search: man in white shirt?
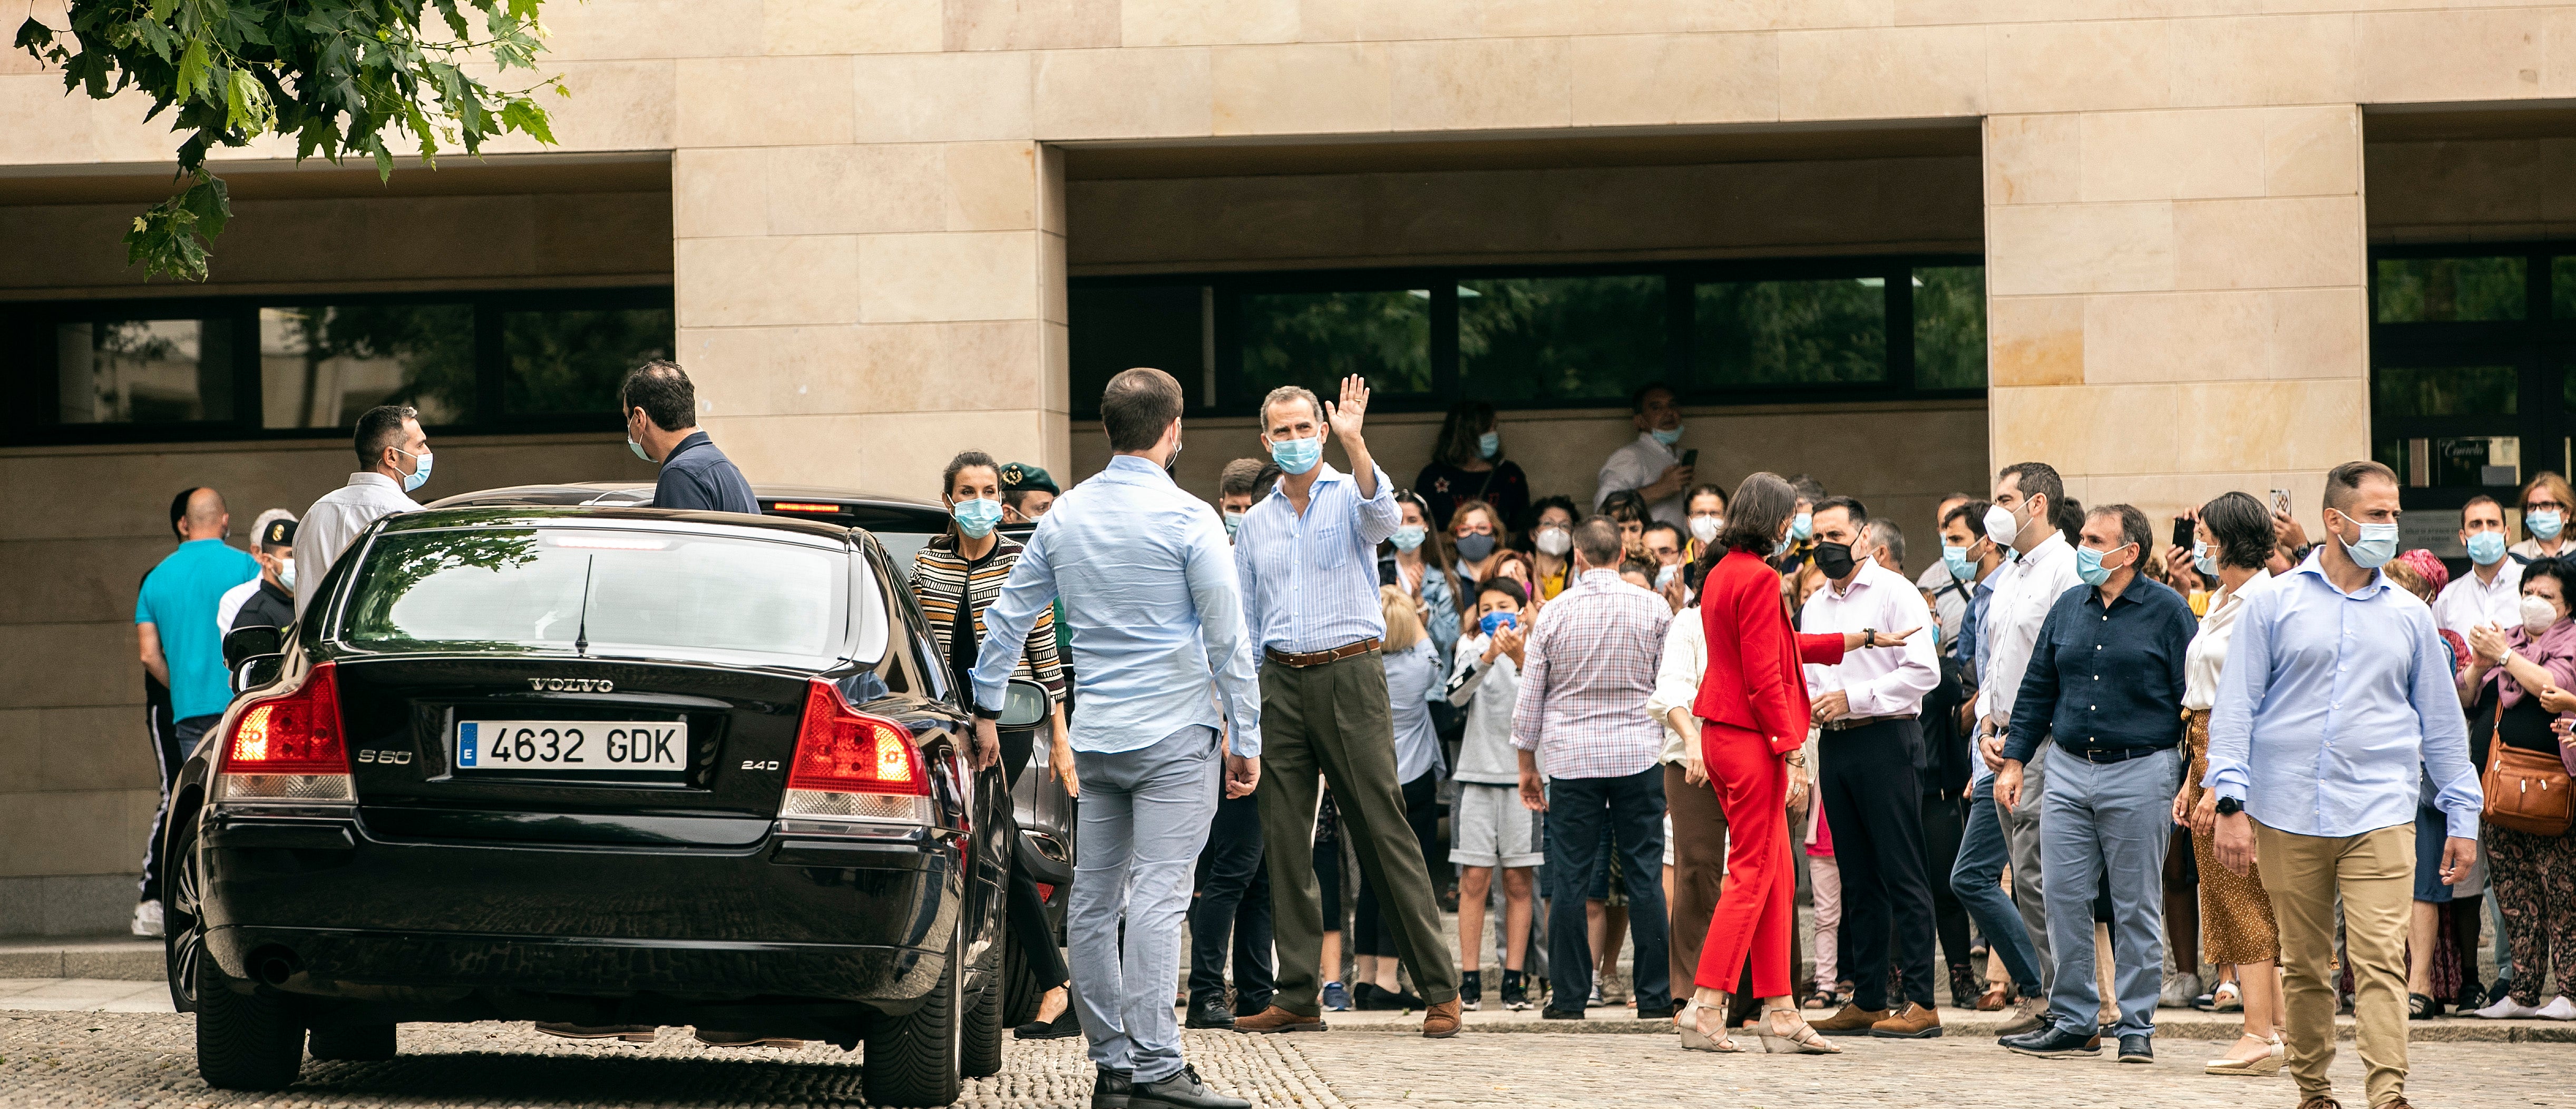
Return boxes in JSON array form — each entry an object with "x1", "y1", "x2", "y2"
[
  {"x1": 294, "y1": 405, "x2": 430, "y2": 616},
  {"x1": 2432, "y1": 494, "x2": 2523, "y2": 642},
  {"x1": 1973, "y1": 461, "x2": 2085, "y2": 1016},
  {"x1": 1593, "y1": 382, "x2": 1693, "y2": 527},
  {"x1": 1799, "y1": 497, "x2": 1945, "y2": 1039}
]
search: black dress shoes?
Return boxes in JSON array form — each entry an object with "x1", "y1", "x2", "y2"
[
  {"x1": 1091, "y1": 1066, "x2": 1132, "y2": 1109},
  {"x1": 1128, "y1": 1064, "x2": 1251, "y2": 1109},
  {"x1": 1017, "y1": 1006, "x2": 1082, "y2": 1040},
  {"x1": 2001, "y1": 1023, "x2": 2103, "y2": 1058},
  {"x1": 2119, "y1": 1034, "x2": 2153, "y2": 1064},
  {"x1": 1184, "y1": 996, "x2": 1236, "y2": 1030}
]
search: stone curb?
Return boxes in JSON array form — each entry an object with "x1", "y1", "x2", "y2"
[
  {"x1": 1321, "y1": 1015, "x2": 2576, "y2": 1043},
  {"x1": 0, "y1": 942, "x2": 160, "y2": 982}
]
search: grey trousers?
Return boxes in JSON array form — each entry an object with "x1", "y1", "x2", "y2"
[
  {"x1": 1999, "y1": 742, "x2": 2053, "y2": 993},
  {"x1": 2040, "y1": 746, "x2": 2179, "y2": 1040},
  {"x1": 1070, "y1": 724, "x2": 1221, "y2": 1084}
]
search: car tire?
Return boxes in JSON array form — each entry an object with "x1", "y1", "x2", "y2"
[
  {"x1": 1001, "y1": 933, "x2": 1045, "y2": 1028},
  {"x1": 163, "y1": 813, "x2": 204, "y2": 1015},
  {"x1": 963, "y1": 930, "x2": 1005, "y2": 1079},
  {"x1": 307, "y1": 1022, "x2": 397, "y2": 1061},
  {"x1": 196, "y1": 955, "x2": 304, "y2": 1091},
  {"x1": 864, "y1": 922, "x2": 963, "y2": 1107}
]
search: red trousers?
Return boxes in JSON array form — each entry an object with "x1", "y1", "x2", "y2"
[{"x1": 1694, "y1": 721, "x2": 1794, "y2": 997}]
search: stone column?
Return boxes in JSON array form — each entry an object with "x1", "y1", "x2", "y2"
[
  {"x1": 1982, "y1": 106, "x2": 2370, "y2": 536},
  {"x1": 672, "y1": 53, "x2": 1069, "y2": 498}
]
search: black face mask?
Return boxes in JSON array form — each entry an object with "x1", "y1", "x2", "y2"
[
  {"x1": 1456, "y1": 533, "x2": 1497, "y2": 563},
  {"x1": 1813, "y1": 541, "x2": 1857, "y2": 581}
]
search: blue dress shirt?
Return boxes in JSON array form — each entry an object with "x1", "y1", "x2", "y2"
[
  {"x1": 2002, "y1": 576, "x2": 2196, "y2": 763},
  {"x1": 1235, "y1": 462, "x2": 1402, "y2": 655},
  {"x1": 2206, "y1": 552, "x2": 2482, "y2": 839},
  {"x1": 970, "y1": 456, "x2": 1262, "y2": 757},
  {"x1": 654, "y1": 431, "x2": 758, "y2": 514}
]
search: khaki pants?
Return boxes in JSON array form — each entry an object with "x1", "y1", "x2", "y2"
[
  {"x1": 2258, "y1": 820, "x2": 2413, "y2": 1108},
  {"x1": 1255, "y1": 651, "x2": 1459, "y2": 1016}
]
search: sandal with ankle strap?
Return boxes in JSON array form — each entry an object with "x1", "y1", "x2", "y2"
[
  {"x1": 1758, "y1": 1006, "x2": 1843, "y2": 1055},
  {"x1": 1678, "y1": 999, "x2": 1744, "y2": 1052}
]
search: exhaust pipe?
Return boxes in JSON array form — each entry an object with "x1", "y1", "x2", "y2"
[{"x1": 252, "y1": 948, "x2": 299, "y2": 986}]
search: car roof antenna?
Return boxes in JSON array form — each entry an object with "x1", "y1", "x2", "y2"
[{"x1": 573, "y1": 555, "x2": 596, "y2": 658}]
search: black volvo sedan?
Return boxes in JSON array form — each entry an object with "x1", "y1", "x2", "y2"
[{"x1": 165, "y1": 506, "x2": 1045, "y2": 1104}]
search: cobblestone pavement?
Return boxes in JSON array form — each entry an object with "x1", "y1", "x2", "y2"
[{"x1": 4, "y1": 1011, "x2": 2572, "y2": 1108}]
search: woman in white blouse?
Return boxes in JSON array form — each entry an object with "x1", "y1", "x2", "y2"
[{"x1": 2170, "y1": 492, "x2": 2285, "y2": 1076}]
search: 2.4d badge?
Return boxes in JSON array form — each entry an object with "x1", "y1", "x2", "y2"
[{"x1": 529, "y1": 678, "x2": 614, "y2": 693}]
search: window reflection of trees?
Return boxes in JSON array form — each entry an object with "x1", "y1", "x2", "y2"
[
  {"x1": 1458, "y1": 276, "x2": 1666, "y2": 404},
  {"x1": 1241, "y1": 291, "x2": 1432, "y2": 398},
  {"x1": 504, "y1": 308, "x2": 674, "y2": 416},
  {"x1": 1694, "y1": 279, "x2": 1886, "y2": 386},
  {"x1": 2376, "y1": 258, "x2": 2526, "y2": 323},
  {"x1": 264, "y1": 304, "x2": 475, "y2": 428}
]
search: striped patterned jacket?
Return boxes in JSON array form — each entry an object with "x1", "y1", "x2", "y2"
[{"x1": 913, "y1": 532, "x2": 1067, "y2": 703}]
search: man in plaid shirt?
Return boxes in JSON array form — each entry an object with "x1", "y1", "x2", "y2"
[{"x1": 1513, "y1": 516, "x2": 1675, "y2": 1020}]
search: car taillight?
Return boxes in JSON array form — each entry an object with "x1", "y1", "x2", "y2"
[
  {"x1": 780, "y1": 678, "x2": 932, "y2": 823},
  {"x1": 216, "y1": 662, "x2": 353, "y2": 803}
]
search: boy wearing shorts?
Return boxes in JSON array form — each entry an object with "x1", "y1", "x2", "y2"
[{"x1": 1446, "y1": 580, "x2": 1543, "y2": 1010}]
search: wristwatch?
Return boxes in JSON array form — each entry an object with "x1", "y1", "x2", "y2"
[
  {"x1": 2215, "y1": 796, "x2": 2242, "y2": 817},
  {"x1": 1861, "y1": 627, "x2": 1877, "y2": 647}
]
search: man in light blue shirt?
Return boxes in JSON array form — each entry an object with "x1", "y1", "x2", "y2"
[
  {"x1": 2208, "y1": 460, "x2": 2480, "y2": 1109},
  {"x1": 1232, "y1": 377, "x2": 1463, "y2": 1039},
  {"x1": 971, "y1": 367, "x2": 1258, "y2": 1109}
]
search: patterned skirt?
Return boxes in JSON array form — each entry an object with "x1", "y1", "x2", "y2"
[{"x1": 2181, "y1": 708, "x2": 2282, "y2": 965}]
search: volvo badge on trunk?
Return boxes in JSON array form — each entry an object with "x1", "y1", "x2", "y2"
[{"x1": 529, "y1": 678, "x2": 614, "y2": 692}]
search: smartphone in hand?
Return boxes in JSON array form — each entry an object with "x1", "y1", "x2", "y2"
[
  {"x1": 2171, "y1": 516, "x2": 2195, "y2": 550},
  {"x1": 1681, "y1": 448, "x2": 1699, "y2": 469}
]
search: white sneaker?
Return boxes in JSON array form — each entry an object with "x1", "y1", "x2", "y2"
[
  {"x1": 2159, "y1": 972, "x2": 2202, "y2": 1009},
  {"x1": 2536, "y1": 996, "x2": 2576, "y2": 1021},
  {"x1": 2470, "y1": 996, "x2": 2542, "y2": 1019},
  {"x1": 131, "y1": 900, "x2": 163, "y2": 938}
]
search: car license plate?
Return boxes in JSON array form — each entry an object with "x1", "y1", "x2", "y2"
[{"x1": 456, "y1": 721, "x2": 687, "y2": 772}]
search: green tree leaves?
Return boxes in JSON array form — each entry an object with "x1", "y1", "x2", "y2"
[{"x1": 16, "y1": 0, "x2": 566, "y2": 281}]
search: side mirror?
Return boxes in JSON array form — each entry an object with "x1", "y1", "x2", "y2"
[
  {"x1": 997, "y1": 678, "x2": 1050, "y2": 728},
  {"x1": 232, "y1": 654, "x2": 284, "y2": 694},
  {"x1": 222, "y1": 625, "x2": 283, "y2": 671}
]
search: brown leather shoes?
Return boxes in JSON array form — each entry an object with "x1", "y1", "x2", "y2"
[
  {"x1": 1811, "y1": 1003, "x2": 1889, "y2": 1035},
  {"x1": 1422, "y1": 998, "x2": 1462, "y2": 1038},
  {"x1": 1232, "y1": 1005, "x2": 1326, "y2": 1034},
  {"x1": 2295, "y1": 1098, "x2": 2341, "y2": 1109},
  {"x1": 1870, "y1": 1002, "x2": 1944, "y2": 1039}
]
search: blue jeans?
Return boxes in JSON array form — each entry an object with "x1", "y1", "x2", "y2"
[
  {"x1": 1070, "y1": 725, "x2": 1220, "y2": 1084},
  {"x1": 1544, "y1": 767, "x2": 1670, "y2": 1012},
  {"x1": 1950, "y1": 776, "x2": 2044, "y2": 997},
  {"x1": 2040, "y1": 746, "x2": 2180, "y2": 1040}
]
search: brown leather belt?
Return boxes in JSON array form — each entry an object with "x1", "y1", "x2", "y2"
[
  {"x1": 1264, "y1": 637, "x2": 1382, "y2": 669},
  {"x1": 1819, "y1": 713, "x2": 1911, "y2": 732}
]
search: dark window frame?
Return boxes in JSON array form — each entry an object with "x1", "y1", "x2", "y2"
[
  {"x1": 1070, "y1": 252, "x2": 1985, "y2": 420},
  {"x1": 2, "y1": 285, "x2": 673, "y2": 447},
  {"x1": 2366, "y1": 241, "x2": 2576, "y2": 517}
]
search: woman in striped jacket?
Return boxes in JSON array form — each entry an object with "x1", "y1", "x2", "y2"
[{"x1": 915, "y1": 449, "x2": 1077, "y2": 1037}]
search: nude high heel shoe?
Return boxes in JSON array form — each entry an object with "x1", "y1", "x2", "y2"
[{"x1": 1758, "y1": 1006, "x2": 1843, "y2": 1055}]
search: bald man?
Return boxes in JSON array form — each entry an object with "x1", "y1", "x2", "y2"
[{"x1": 132, "y1": 486, "x2": 258, "y2": 936}]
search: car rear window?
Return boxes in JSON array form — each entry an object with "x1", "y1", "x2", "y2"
[{"x1": 337, "y1": 526, "x2": 874, "y2": 670}]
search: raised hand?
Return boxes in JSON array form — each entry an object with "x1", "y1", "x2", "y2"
[{"x1": 1324, "y1": 374, "x2": 1370, "y2": 446}]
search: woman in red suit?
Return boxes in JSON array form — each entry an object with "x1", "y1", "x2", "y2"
[{"x1": 1682, "y1": 472, "x2": 1908, "y2": 1054}]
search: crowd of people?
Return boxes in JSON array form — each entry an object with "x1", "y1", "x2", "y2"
[{"x1": 126, "y1": 357, "x2": 2576, "y2": 1109}]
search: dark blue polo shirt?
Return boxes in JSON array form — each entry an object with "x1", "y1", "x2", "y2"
[
  {"x1": 654, "y1": 431, "x2": 758, "y2": 514},
  {"x1": 2002, "y1": 574, "x2": 2196, "y2": 762}
]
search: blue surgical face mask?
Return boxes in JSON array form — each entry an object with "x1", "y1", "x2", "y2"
[
  {"x1": 1790, "y1": 512, "x2": 1813, "y2": 541},
  {"x1": 2192, "y1": 540, "x2": 2219, "y2": 578},
  {"x1": 394, "y1": 447, "x2": 432, "y2": 493},
  {"x1": 1769, "y1": 529, "x2": 1792, "y2": 558},
  {"x1": 1651, "y1": 425, "x2": 1683, "y2": 447},
  {"x1": 1941, "y1": 543, "x2": 1974, "y2": 580},
  {"x1": 629, "y1": 437, "x2": 651, "y2": 463},
  {"x1": 1478, "y1": 611, "x2": 1518, "y2": 636},
  {"x1": 1223, "y1": 510, "x2": 1244, "y2": 537},
  {"x1": 1270, "y1": 434, "x2": 1323, "y2": 475},
  {"x1": 2468, "y1": 529, "x2": 2507, "y2": 566},
  {"x1": 2075, "y1": 542, "x2": 2133, "y2": 587},
  {"x1": 2330, "y1": 509, "x2": 2400, "y2": 570},
  {"x1": 275, "y1": 557, "x2": 297, "y2": 592},
  {"x1": 1477, "y1": 430, "x2": 1500, "y2": 459},
  {"x1": 1391, "y1": 525, "x2": 1427, "y2": 552},
  {"x1": 951, "y1": 496, "x2": 1003, "y2": 538},
  {"x1": 2530, "y1": 509, "x2": 2564, "y2": 541}
]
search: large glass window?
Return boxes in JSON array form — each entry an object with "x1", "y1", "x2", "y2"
[
  {"x1": 1069, "y1": 284, "x2": 1205, "y2": 410},
  {"x1": 503, "y1": 307, "x2": 677, "y2": 417},
  {"x1": 2374, "y1": 364, "x2": 2518, "y2": 417},
  {"x1": 54, "y1": 317, "x2": 235, "y2": 425},
  {"x1": 1457, "y1": 276, "x2": 1665, "y2": 404},
  {"x1": 260, "y1": 304, "x2": 475, "y2": 428},
  {"x1": 2375, "y1": 257, "x2": 2525, "y2": 322},
  {"x1": 1693, "y1": 278, "x2": 1886, "y2": 386},
  {"x1": 1913, "y1": 267, "x2": 1987, "y2": 389},
  {"x1": 1240, "y1": 289, "x2": 1433, "y2": 400}
]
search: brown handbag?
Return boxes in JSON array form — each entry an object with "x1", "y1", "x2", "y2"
[{"x1": 2482, "y1": 695, "x2": 2575, "y2": 838}]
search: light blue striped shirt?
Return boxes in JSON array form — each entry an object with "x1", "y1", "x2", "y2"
[
  {"x1": 2205, "y1": 552, "x2": 2481, "y2": 839},
  {"x1": 1235, "y1": 462, "x2": 1402, "y2": 655},
  {"x1": 970, "y1": 456, "x2": 1262, "y2": 757}
]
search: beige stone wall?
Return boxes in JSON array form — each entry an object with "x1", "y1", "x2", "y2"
[
  {"x1": 1074, "y1": 401, "x2": 1990, "y2": 578},
  {"x1": 0, "y1": 435, "x2": 654, "y2": 935}
]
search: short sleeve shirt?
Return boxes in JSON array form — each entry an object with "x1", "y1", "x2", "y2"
[{"x1": 136, "y1": 539, "x2": 260, "y2": 720}]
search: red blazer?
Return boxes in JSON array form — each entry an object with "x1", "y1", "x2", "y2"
[{"x1": 1693, "y1": 549, "x2": 1848, "y2": 755}]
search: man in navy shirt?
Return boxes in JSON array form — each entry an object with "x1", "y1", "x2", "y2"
[
  {"x1": 621, "y1": 360, "x2": 756, "y2": 513},
  {"x1": 1994, "y1": 504, "x2": 2197, "y2": 1064}
]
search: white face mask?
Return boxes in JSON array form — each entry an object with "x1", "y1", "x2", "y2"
[
  {"x1": 1535, "y1": 526, "x2": 1572, "y2": 556},
  {"x1": 1984, "y1": 503, "x2": 2021, "y2": 548},
  {"x1": 1689, "y1": 516, "x2": 1723, "y2": 544},
  {"x1": 2522, "y1": 593, "x2": 2562, "y2": 636}
]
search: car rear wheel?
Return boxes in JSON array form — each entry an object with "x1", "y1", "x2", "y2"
[
  {"x1": 864, "y1": 921, "x2": 963, "y2": 1107},
  {"x1": 1001, "y1": 934, "x2": 1044, "y2": 1028},
  {"x1": 307, "y1": 1022, "x2": 397, "y2": 1061},
  {"x1": 196, "y1": 954, "x2": 305, "y2": 1090},
  {"x1": 163, "y1": 815, "x2": 204, "y2": 1014},
  {"x1": 962, "y1": 935, "x2": 1004, "y2": 1079}
]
